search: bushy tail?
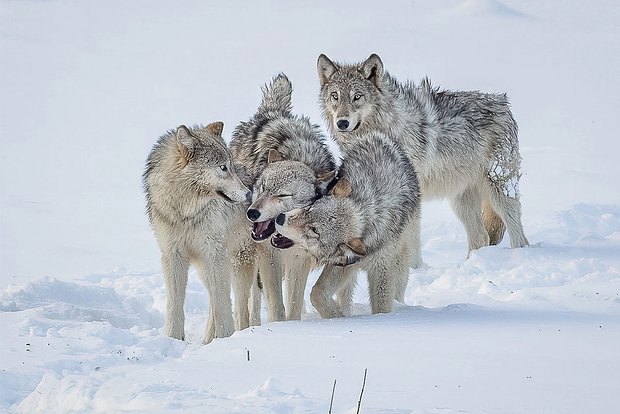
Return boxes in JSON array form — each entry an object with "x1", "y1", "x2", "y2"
[
  {"x1": 483, "y1": 201, "x2": 506, "y2": 245},
  {"x1": 259, "y1": 73, "x2": 293, "y2": 115}
]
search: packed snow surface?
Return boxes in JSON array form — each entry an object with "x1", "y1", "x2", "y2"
[{"x1": 1, "y1": 0, "x2": 619, "y2": 413}]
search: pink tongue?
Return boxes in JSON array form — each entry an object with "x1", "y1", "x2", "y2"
[{"x1": 254, "y1": 221, "x2": 268, "y2": 235}]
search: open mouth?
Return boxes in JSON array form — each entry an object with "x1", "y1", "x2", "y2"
[
  {"x1": 271, "y1": 233, "x2": 295, "y2": 249},
  {"x1": 216, "y1": 190, "x2": 234, "y2": 203},
  {"x1": 251, "y1": 220, "x2": 276, "y2": 241}
]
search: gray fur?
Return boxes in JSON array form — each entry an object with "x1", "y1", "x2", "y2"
[
  {"x1": 275, "y1": 132, "x2": 421, "y2": 317},
  {"x1": 317, "y1": 53, "x2": 529, "y2": 254},
  {"x1": 143, "y1": 123, "x2": 257, "y2": 344},
  {"x1": 230, "y1": 74, "x2": 337, "y2": 320}
]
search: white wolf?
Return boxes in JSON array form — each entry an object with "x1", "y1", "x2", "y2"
[
  {"x1": 273, "y1": 132, "x2": 421, "y2": 317},
  {"x1": 317, "y1": 53, "x2": 529, "y2": 256},
  {"x1": 143, "y1": 122, "x2": 257, "y2": 344}
]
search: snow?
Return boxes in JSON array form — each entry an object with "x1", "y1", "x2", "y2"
[{"x1": 1, "y1": 0, "x2": 620, "y2": 412}]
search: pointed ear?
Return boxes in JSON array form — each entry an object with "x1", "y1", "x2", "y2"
[
  {"x1": 259, "y1": 73, "x2": 292, "y2": 114},
  {"x1": 267, "y1": 149, "x2": 285, "y2": 164},
  {"x1": 358, "y1": 53, "x2": 384, "y2": 86},
  {"x1": 315, "y1": 170, "x2": 336, "y2": 194},
  {"x1": 317, "y1": 54, "x2": 338, "y2": 87},
  {"x1": 330, "y1": 177, "x2": 352, "y2": 198},
  {"x1": 347, "y1": 238, "x2": 367, "y2": 256},
  {"x1": 206, "y1": 121, "x2": 224, "y2": 136},
  {"x1": 176, "y1": 125, "x2": 196, "y2": 160},
  {"x1": 335, "y1": 238, "x2": 367, "y2": 266}
]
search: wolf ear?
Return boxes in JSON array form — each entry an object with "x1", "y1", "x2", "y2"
[
  {"x1": 330, "y1": 177, "x2": 352, "y2": 198},
  {"x1": 317, "y1": 54, "x2": 338, "y2": 87},
  {"x1": 176, "y1": 125, "x2": 196, "y2": 160},
  {"x1": 267, "y1": 149, "x2": 286, "y2": 164},
  {"x1": 336, "y1": 238, "x2": 367, "y2": 266},
  {"x1": 259, "y1": 73, "x2": 292, "y2": 114},
  {"x1": 358, "y1": 53, "x2": 384, "y2": 86},
  {"x1": 206, "y1": 121, "x2": 224, "y2": 137},
  {"x1": 315, "y1": 170, "x2": 336, "y2": 194}
]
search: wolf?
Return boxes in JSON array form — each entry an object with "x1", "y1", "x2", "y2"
[
  {"x1": 317, "y1": 53, "x2": 529, "y2": 255},
  {"x1": 273, "y1": 132, "x2": 421, "y2": 318},
  {"x1": 230, "y1": 74, "x2": 337, "y2": 321},
  {"x1": 143, "y1": 122, "x2": 257, "y2": 344}
]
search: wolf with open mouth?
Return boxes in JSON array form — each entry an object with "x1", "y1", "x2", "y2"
[{"x1": 230, "y1": 74, "x2": 336, "y2": 321}]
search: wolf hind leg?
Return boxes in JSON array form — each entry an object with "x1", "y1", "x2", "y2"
[
  {"x1": 482, "y1": 200, "x2": 506, "y2": 245},
  {"x1": 162, "y1": 252, "x2": 190, "y2": 341},
  {"x1": 450, "y1": 184, "x2": 489, "y2": 255},
  {"x1": 485, "y1": 181, "x2": 529, "y2": 248}
]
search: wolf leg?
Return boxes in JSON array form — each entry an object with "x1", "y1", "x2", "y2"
[
  {"x1": 367, "y1": 255, "x2": 399, "y2": 314},
  {"x1": 311, "y1": 265, "x2": 357, "y2": 318},
  {"x1": 486, "y1": 183, "x2": 529, "y2": 248},
  {"x1": 161, "y1": 252, "x2": 190, "y2": 341},
  {"x1": 249, "y1": 273, "x2": 262, "y2": 326},
  {"x1": 196, "y1": 258, "x2": 235, "y2": 344},
  {"x1": 256, "y1": 246, "x2": 286, "y2": 322},
  {"x1": 482, "y1": 200, "x2": 507, "y2": 245},
  {"x1": 285, "y1": 256, "x2": 313, "y2": 320},
  {"x1": 334, "y1": 268, "x2": 357, "y2": 316},
  {"x1": 450, "y1": 185, "x2": 489, "y2": 255},
  {"x1": 231, "y1": 258, "x2": 255, "y2": 331}
]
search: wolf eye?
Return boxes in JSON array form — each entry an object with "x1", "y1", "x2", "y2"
[
  {"x1": 353, "y1": 93, "x2": 363, "y2": 101},
  {"x1": 219, "y1": 165, "x2": 228, "y2": 172},
  {"x1": 277, "y1": 194, "x2": 292, "y2": 198},
  {"x1": 330, "y1": 92, "x2": 338, "y2": 101}
]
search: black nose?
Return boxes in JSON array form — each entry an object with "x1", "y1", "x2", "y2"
[
  {"x1": 247, "y1": 209, "x2": 261, "y2": 221},
  {"x1": 276, "y1": 213, "x2": 286, "y2": 226},
  {"x1": 245, "y1": 191, "x2": 252, "y2": 203},
  {"x1": 336, "y1": 120, "x2": 349, "y2": 130}
]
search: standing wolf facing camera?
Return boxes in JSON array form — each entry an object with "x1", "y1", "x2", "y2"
[
  {"x1": 317, "y1": 53, "x2": 529, "y2": 255},
  {"x1": 230, "y1": 74, "x2": 337, "y2": 321},
  {"x1": 143, "y1": 122, "x2": 257, "y2": 344},
  {"x1": 273, "y1": 132, "x2": 421, "y2": 318}
]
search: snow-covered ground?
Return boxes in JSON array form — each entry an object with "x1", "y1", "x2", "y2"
[{"x1": 1, "y1": 0, "x2": 619, "y2": 412}]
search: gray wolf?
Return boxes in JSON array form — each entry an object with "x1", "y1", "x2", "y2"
[
  {"x1": 143, "y1": 122, "x2": 256, "y2": 344},
  {"x1": 317, "y1": 53, "x2": 529, "y2": 255},
  {"x1": 230, "y1": 74, "x2": 337, "y2": 320},
  {"x1": 273, "y1": 132, "x2": 421, "y2": 318}
]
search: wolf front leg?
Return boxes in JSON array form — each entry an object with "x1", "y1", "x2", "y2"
[
  {"x1": 256, "y1": 245, "x2": 286, "y2": 322},
  {"x1": 285, "y1": 255, "x2": 314, "y2": 320},
  {"x1": 161, "y1": 252, "x2": 190, "y2": 341},
  {"x1": 196, "y1": 257, "x2": 235, "y2": 344},
  {"x1": 366, "y1": 253, "x2": 401, "y2": 314},
  {"x1": 311, "y1": 265, "x2": 358, "y2": 318}
]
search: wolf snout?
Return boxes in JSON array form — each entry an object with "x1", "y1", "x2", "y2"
[
  {"x1": 275, "y1": 213, "x2": 286, "y2": 226},
  {"x1": 247, "y1": 208, "x2": 261, "y2": 222},
  {"x1": 336, "y1": 119, "x2": 350, "y2": 131}
]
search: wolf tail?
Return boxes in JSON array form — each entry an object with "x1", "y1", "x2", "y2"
[{"x1": 482, "y1": 201, "x2": 506, "y2": 245}]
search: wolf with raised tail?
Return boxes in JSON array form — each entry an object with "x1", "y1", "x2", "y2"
[
  {"x1": 273, "y1": 132, "x2": 421, "y2": 318},
  {"x1": 317, "y1": 53, "x2": 528, "y2": 256},
  {"x1": 230, "y1": 74, "x2": 337, "y2": 321},
  {"x1": 143, "y1": 122, "x2": 257, "y2": 344}
]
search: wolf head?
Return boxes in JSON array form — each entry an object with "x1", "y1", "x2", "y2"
[
  {"x1": 272, "y1": 178, "x2": 367, "y2": 267},
  {"x1": 174, "y1": 123, "x2": 250, "y2": 204},
  {"x1": 247, "y1": 149, "x2": 335, "y2": 241},
  {"x1": 317, "y1": 53, "x2": 385, "y2": 134}
]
